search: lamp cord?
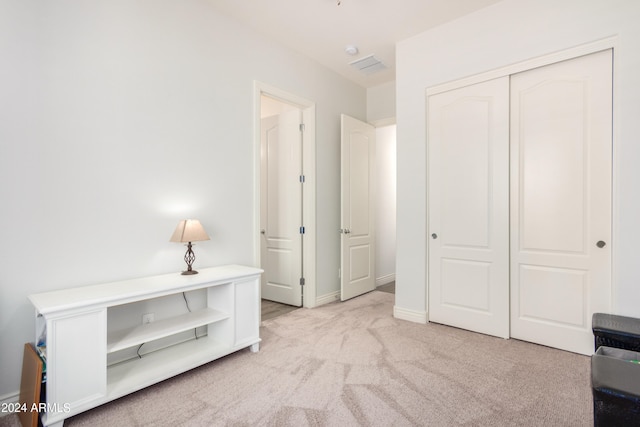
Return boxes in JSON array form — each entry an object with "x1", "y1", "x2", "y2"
[
  {"x1": 134, "y1": 292, "x2": 196, "y2": 359},
  {"x1": 182, "y1": 292, "x2": 192, "y2": 311},
  {"x1": 183, "y1": 292, "x2": 198, "y2": 340}
]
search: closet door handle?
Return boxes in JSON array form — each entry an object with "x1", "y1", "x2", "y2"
[
  {"x1": 596, "y1": 240, "x2": 606, "y2": 248},
  {"x1": 431, "y1": 233, "x2": 438, "y2": 239}
]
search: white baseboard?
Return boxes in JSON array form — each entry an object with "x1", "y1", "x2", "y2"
[
  {"x1": 315, "y1": 277, "x2": 396, "y2": 308},
  {"x1": 393, "y1": 305, "x2": 427, "y2": 324},
  {"x1": 376, "y1": 273, "x2": 395, "y2": 287},
  {"x1": 0, "y1": 390, "x2": 19, "y2": 407},
  {"x1": 314, "y1": 291, "x2": 340, "y2": 307}
]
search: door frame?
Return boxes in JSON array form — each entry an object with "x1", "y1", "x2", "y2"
[
  {"x1": 253, "y1": 81, "x2": 317, "y2": 308},
  {"x1": 425, "y1": 36, "x2": 618, "y2": 329}
]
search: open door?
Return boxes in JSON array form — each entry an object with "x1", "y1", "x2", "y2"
[
  {"x1": 260, "y1": 106, "x2": 303, "y2": 307},
  {"x1": 340, "y1": 114, "x2": 376, "y2": 301}
]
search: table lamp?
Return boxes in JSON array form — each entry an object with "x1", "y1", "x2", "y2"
[{"x1": 170, "y1": 219, "x2": 210, "y2": 275}]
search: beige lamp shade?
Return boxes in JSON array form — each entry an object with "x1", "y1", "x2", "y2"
[{"x1": 170, "y1": 219, "x2": 210, "y2": 243}]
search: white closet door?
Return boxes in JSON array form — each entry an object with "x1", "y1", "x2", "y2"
[
  {"x1": 427, "y1": 77, "x2": 510, "y2": 338},
  {"x1": 510, "y1": 50, "x2": 612, "y2": 355}
]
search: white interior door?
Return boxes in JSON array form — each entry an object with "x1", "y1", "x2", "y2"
[
  {"x1": 260, "y1": 108, "x2": 303, "y2": 306},
  {"x1": 341, "y1": 114, "x2": 376, "y2": 301},
  {"x1": 427, "y1": 77, "x2": 510, "y2": 338},
  {"x1": 510, "y1": 50, "x2": 612, "y2": 355}
]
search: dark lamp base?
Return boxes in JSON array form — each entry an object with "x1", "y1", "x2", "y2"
[{"x1": 181, "y1": 270, "x2": 199, "y2": 275}]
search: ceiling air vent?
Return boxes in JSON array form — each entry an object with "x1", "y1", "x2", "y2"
[{"x1": 349, "y1": 54, "x2": 387, "y2": 75}]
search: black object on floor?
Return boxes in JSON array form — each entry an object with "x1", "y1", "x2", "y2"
[
  {"x1": 591, "y1": 346, "x2": 640, "y2": 426},
  {"x1": 592, "y1": 313, "x2": 640, "y2": 352}
]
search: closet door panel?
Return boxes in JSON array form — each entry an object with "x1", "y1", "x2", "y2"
[
  {"x1": 427, "y1": 77, "x2": 510, "y2": 339},
  {"x1": 510, "y1": 49, "x2": 612, "y2": 355},
  {"x1": 519, "y1": 80, "x2": 586, "y2": 253}
]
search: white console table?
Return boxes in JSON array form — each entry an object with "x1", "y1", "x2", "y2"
[{"x1": 28, "y1": 265, "x2": 262, "y2": 427}]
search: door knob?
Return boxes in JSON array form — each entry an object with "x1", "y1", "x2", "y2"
[
  {"x1": 596, "y1": 240, "x2": 606, "y2": 248},
  {"x1": 431, "y1": 233, "x2": 438, "y2": 239},
  {"x1": 261, "y1": 229, "x2": 266, "y2": 235}
]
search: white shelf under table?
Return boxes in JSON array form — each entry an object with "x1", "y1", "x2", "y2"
[
  {"x1": 107, "y1": 307, "x2": 229, "y2": 353},
  {"x1": 106, "y1": 335, "x2": 236, "y2": 399}
]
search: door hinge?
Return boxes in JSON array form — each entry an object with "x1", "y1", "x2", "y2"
[
  {"x1": 300, "y1": 277, "x2": 305, "y2": 286},
  {"x1": 299, "y1": 175, "x2": 305, "y2": 183},
  {"x1": 299, "y1": 226, "x2": 305, "y2": 234},
  {"x1": 299, "y1": 123, "x2": 305, "y2": 132}
]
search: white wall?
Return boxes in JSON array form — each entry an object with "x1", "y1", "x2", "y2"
[
  {"x1": 0, "y1": 0, "x2": 365, "y2": 399},
  {"x1": 375, "y1": 125, "x2": 397, "y2": 285},
  {"x1": 367, "y1": 81, "x2": 396, "y2": 125},
  {"x1": 395, "y1": 0, "x2": 640, "y2": 318},
  {"x1": 368, "y1": 82, "x2": 397, "y2": 286}
]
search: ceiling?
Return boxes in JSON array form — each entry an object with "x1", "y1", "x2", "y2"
[{"x1": 210, "y1": 0, "x2": 503, "y2": 88}]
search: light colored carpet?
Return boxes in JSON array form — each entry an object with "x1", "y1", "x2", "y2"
[
  {"x1": 376, "y1": 281, "x2": 395, "y2": 294},
  {"x1": 1, "y1": 291, "x2": 592, "y2": 426}
]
